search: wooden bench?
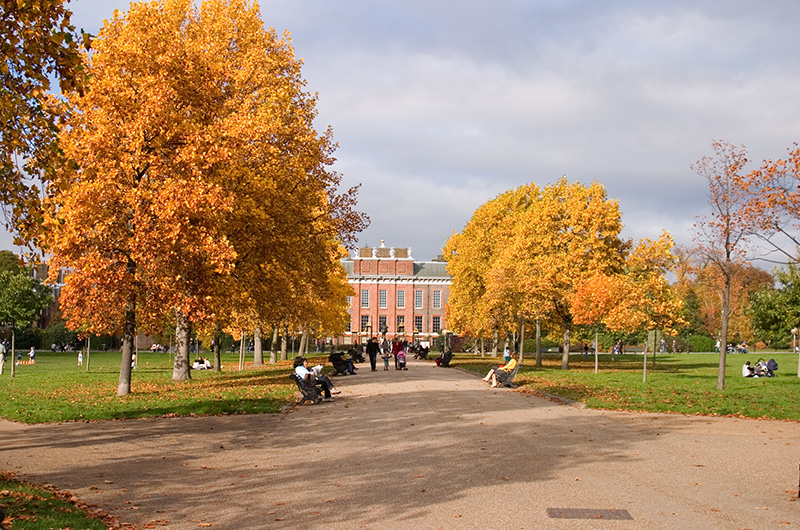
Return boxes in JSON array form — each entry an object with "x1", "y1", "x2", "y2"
[{"x1": 289, "y1": 373, "x2": 322, "y2": 405}]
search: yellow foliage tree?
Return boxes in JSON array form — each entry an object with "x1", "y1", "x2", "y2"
[
  {"x1": 44, "y1": 0, "x2": 366, "y2": 393},
  {"x1": 447, "y1": 178, "x2": 628, "y2": 369}
]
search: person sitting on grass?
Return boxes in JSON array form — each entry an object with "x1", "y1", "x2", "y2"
[
  {"x1": 482, "y1": 354, "x2": 518, "y2": 387},
  {"x1": 742, "y1": 361, "x2": 755, "y2": 377},
  {"x1": 294, "y1": 356, "x2": 340, "y2": 402}
]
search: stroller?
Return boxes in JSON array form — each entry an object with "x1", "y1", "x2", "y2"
[
  {"x1": 765, "y1": 358, "x2": 778, "y2": 377},
  {"x1": 397, "y1": 350, "x2": 407, "y2": 370},
  {"x1": 754, "y1": 358, "x2": 778, "y2": 377}
]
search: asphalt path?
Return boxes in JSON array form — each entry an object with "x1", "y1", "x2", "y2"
[{"x1": 1, "y1": 358, "x2": 799, "y2": 529}]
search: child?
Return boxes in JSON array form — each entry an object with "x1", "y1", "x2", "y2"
[
  {"x1": 397, "y1": 349, "x2": 407, "y2": 370},
  {"x1": 381, "y1": 351, "x2": 390, "y2": 371}
]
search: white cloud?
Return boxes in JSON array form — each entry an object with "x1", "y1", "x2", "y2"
[{"x1": 3, "y1": 0, "x2": 800, "y2": 262}]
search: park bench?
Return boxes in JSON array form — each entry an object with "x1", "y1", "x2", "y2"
[
  {"x1": 436, "y1": 351, "x2": 453, "y2": 367},
  {"x1": 289, "y1": 373, "x2": 322, "y2": 405},
  {"x1": 328, "y1": 354, "x2": 352, "y2": 376},
  {"x1": 495, "y1": 362, "x2": 521, "y2": 388}
]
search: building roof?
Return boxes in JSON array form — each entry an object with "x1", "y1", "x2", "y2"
[{"x1": 414, "y1": 261, "x2": 449, "y2": 278}]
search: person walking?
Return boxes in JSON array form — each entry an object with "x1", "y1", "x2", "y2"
[{"x1": 366, "y1": 336, "x2": 380, "y2": 372}]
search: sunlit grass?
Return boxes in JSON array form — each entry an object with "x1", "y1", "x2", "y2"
[
  {"x1": 0, "y1": 350, "x2": 319, "y2": 424},
  {"x1": 456, "y1": 352, "x2": 800, "y2": 420}
]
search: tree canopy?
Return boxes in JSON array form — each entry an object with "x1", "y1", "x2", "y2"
[
  {"x1": 42, "y1": 0, "x2": 366, "y2": 394},
  {"x1": 446, "y1": 178, "x2": 640, "y2": 369},
  {"x1": 0, "y1": 0, "x2": 89, "y2": 245}
]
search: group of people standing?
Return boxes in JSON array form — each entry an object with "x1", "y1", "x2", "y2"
[{"x1": 364, "y1": 336, "x2": 410, "y2": 371}]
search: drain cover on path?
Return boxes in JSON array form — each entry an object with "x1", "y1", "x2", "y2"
[{"x1": 546, "y1": 508, "x2": 633, "y2": 520}]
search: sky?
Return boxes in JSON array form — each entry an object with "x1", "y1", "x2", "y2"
[{"x1": 4, "y1": 0, "x2": 800, "y2": 261}]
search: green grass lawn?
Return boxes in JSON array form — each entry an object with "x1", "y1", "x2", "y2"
[
  {"x1": 455, "y1": 352, "x2": 800, "y2": 420},
  {"x1": 0, "y1": 349, "x2": 314, "y2": 424}
]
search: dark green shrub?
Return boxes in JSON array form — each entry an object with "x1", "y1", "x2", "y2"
[{"x1": 687, "y1": 334, "x2": 716, "y2": 353}]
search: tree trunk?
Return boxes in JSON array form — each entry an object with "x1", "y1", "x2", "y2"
[
  {"x1": 9, "y1": 328, "x2": 16, "y2": 378},
  {"x1": 253, "y1": 325, "x2": 264, "y2": 366},
  {"x1": 270, "y1": 326, "x2": 278, "y2": 364},
  {"x1": 213, "y1": 322, "x2": 222, "y2": 373},
  {"x1": 280, "y1": 324, "x2": 288, "y2": 360},
  {"x1": 718, "y1": 267, "x2": 731, "y2": 390},
  {"x1": 299, "y1": 328, "x2": 308, "y2": 356},
  {"x1": 118, "y1": 291, "x2": 136, "y2": 395},
  {"x1": 239, "y1": 330, "x2": 245, "y2": 370},
  {"x1": 172, "y1": 310, "x2": 191, "y2": 381},
  {"x1": 535, "y1": 318, "x2": 542, "y2": 367},
  {"x1": 519, "y1": 318, "x2": 525, "y2": 363},
  {"x1": 561, "y1": 318, "x2": 571, "y2": 370},
  {"x1": 492, "y1": 330, "x2": 498, "y2": 357}
]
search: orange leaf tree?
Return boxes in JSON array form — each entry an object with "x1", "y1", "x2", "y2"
[
  {"x1": 44, "y1": 0, "x2": 366, "y2": 393},
  {"x1": 573, "y1": 232, "x2": 686, "y2": 345},
  {"x1": 744, "y1": 143, "x2": 800, "y2": 265},
  {"x1": 0, "y1": 0, "x2": 89, "y2": 248}
]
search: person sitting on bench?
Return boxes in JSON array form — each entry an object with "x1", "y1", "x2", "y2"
[
  {"x1": 329, "y1": 351, "x2": 356, "y2": 375},
  {"x1": 482, "y1": 354, "x2": 517, "y2": 387},
  {"x1": 294, "y1": 356, "x2": 340, "y2": 401}
]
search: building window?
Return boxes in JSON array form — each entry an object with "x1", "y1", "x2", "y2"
[
  {"x1": 361, "y1": 289, "x2": 369, "y2": 308},
  {"x1": 433, "y1": 290, "x2": 441, "y2": 309},
  {"x1": 396, "y1": 315, "x2": 405, "y2": 334},
  {"x1": 414, "y1": 315, "x2": 423, "y2": 334},
  {"x1": 378, "y1": 315, "x2": 387, "y2": 334},
  {"x1": 346, "y1": 320, "x2": 351, "y2": 333},
  {"x1": 361, "y1": 315, "x2": 370, "y2": 333},
  {"x1": 346, "y1": 295, "x2": 352, "y2": 307},
  {"x1": 432, "y1": 316, "x2": 441, "y2": 333},
  {"x1": 397, "y1": 289, "x2": 405, "y2": 309},
  {"x1": 414, "y1": 289, "x2": 423, "y2": 309},
  {"x1": 379, "y1": 289, "x2": 387, "y2": 309}
]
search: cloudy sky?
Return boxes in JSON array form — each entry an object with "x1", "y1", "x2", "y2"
[{"x1": 4, "y1": 0, "x2": 800, "y2": 260}]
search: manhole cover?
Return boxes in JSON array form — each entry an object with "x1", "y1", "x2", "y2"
[{"x1": 547, "y1": 508, "x2": 633, "y2": 520}]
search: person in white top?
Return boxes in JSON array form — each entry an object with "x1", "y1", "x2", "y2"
[
  {"x1": 294, "y1": 357, "x2": 340, "y2": 401},
  {"x1": 742, "y1": 361, "x2": 754, "y2": 377}
]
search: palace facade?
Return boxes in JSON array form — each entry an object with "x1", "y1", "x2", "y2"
[{"x1": 340, "y1": 242, "x2": 451, "y2": 345}]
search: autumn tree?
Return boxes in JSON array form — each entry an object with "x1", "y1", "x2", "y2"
[
  {"x1": 743, "y1": 143, "x2": 800, "y2": 264},
  {"x1": 690, "y1": 261, "x2": 772, "y2": 342},
  {"x1": 44, "y1": 0, "x2": 366, "y2": 394},
  {"x1": 693, "y1": 140, "x2": 754, "y2": 390},
  {"x1": 447, "y1": 178, "x2": 628, "y2": 369},
  {"x1": 496, "y1": 179, "x2": 628, "y2": 369},
  {"x1": 445, "y1": 185, "x2": 541, "y2": 356},
  {"x1": 0, "y1": 0, "x2": 89, "y2": 246},
  {"x1": 572, "y1": 232, "x2": 685, "y2": 376}
]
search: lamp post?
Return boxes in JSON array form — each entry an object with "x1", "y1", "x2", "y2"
[{"x1": 441, "y1": 329, "x2": 450, "y2": 353}]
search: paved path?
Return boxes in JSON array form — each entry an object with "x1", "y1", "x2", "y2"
[{"x1": 2, "y1": 359, "x2": 799, "y2": 529}]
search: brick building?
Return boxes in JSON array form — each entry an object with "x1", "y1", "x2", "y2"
[{"x1": 340, "y1": 241, "x2": 451, "y2": 345}]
